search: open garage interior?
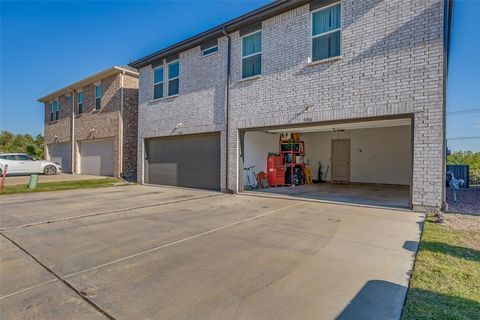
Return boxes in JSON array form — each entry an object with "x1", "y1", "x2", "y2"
[
  {"x1": 242, "y1": 118, "x2": 412, "y2": 209},
  {"x1": 79, "y1": 138, "x2": 115, "y2": 176},
  {"x1": 47, "y1": 142, "x2": 71, "y2": 173},
  {"x1": 145, "y1": 132, "x2": 221, "y2": 190}
]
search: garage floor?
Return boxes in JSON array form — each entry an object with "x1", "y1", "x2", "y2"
[
  {"x1": 252, "y1": 183, "x2": 410, "y2": 209},
  {"x1": 0, "y1": 185, "x2": 423, "y2": 320}
]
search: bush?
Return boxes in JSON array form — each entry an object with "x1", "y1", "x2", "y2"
[{"x1": 0, "y1": 131, "x2": 44, "y2": 158}]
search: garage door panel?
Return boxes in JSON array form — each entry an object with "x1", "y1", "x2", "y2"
[
  {"x1": 80, "y1": 139, "x2": 114, "y2": 176},
  {"x1": 48, "y1": 143, "x2": 71, "y2": 173},
  {"x1": 146, "y1": 133, "x2": 220, "y2": 190}
]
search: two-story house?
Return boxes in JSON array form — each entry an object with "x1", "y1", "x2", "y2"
[
  {"x1": 130, "y1": 0, "x2": 453, "y2": 211},
  {"x1": 38, "y1": 66, "x2": 139, "y2": 180}
]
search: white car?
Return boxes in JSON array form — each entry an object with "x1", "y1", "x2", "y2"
[{"x1": 0, "y1": 153, "x2": 62, "y2": 175}]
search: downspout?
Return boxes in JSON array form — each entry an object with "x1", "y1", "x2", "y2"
[
  {"x1": 222, "y1": 27, "x2": 233, "y2": 193},
  {"x1": 442, "y1": 0, "x2": 454, "y2": 210},
  {"x1": 68, "y1": 89, "x2": 75, "y2": 174},
  {"x1": 119, "y1": 71, "x2": 125, "y2": 178}
]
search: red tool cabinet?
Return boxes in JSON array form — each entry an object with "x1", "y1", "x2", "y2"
[{"x1": 267, "y1": 156, "x2": 285, "y2": 187}]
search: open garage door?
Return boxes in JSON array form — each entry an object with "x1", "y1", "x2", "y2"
[
  {"x1": 48, "y1": 142, "x2": 71, "y2": 173},
  {"x1": 242, "y1": 118, "x2": 412, "y2": 209},
  {"x1": 145, "y1": 133, "x2": 220, "y2": 190},
  {"x1": 79, "y1": 138, "x2": 115, "y2": 176}
]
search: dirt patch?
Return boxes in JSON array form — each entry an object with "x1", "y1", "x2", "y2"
[
  {"x1": 443, "y1": 213, "x2": 480, "y2": 233},
  {"x1": 446, "y1": 187, "x2": 480, "y2": 215}
]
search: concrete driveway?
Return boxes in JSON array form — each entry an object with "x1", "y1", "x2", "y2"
[
  {"x1": 0, "y1": 185, "x2": 424, "y2": 320},
  {"x1": 4, "y1": 173, "x2": 109, "y2": 186}
]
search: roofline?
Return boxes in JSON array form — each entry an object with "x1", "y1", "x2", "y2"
[
  {"x1": 37, "y1": 66, "x2": 139, "y2": 103},
  {"x1": 129, "y1": 0, "x2": 312, "y2": 68}
]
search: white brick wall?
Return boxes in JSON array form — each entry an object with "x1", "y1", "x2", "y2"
[
  {"x1": 138, "y1": 0, "x2": 446, "y2": 209},
  {"x1": 137, "y1": 38, "x2": 228, "y2": 189}
]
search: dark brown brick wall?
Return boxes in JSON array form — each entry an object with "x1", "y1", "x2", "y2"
[
  {"x1": 121, "y1": 74, "x2": 139, "y2": 180},
  {"x1": 43, "y1": 72, "x2": 138, "y2": 180}
]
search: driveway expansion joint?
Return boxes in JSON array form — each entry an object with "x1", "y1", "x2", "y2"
[
  {"x1": 0, "y1": 231, "x2": 116, "y2": 320},
  {"x1": 0, "y1": 193, "x2": 226, "y2": 231}
]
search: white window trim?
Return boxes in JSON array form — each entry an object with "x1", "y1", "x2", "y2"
[
  {"x1": 153, "y1": 64, "x2": 165, "y2": 100},
  {"x1": 240, "y1": 29, "x2": 262, "y2": 79},
  {"x1": 310, "y1": 1, "x2": 342, "y2": 63},
  {"x1": 167, "y1": 59, "x2": 180, "y2": 97},
  {"x1": 202, "y1": 45, "x2": 218, "y2": 57}
]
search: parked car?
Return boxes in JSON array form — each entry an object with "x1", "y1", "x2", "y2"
[{"x1": 0, "y1": 153, "x2": 62, "y2": 175}]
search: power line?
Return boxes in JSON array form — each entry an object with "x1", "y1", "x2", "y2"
[
  {"x1": 447, "y1": 136, "x2": 480, "y2": 141},
  {"x1": 447, "y1": 108, "x2": 480, "y2": 115}
]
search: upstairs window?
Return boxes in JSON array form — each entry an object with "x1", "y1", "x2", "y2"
[
  {"x1": 49, "y1": 102, "x2": 54, "y2": 121},
  {"x1": 241, "y1": 30, "x2": 262, "y2": 78},
  {"x1": 202, "y1": 45, "x2": 218, "y2": 56},
  {"x1": 95, "y1": 83, "x2": 102, "y2": 109},
  {"x1": 167, "y1": 60, "x2": 179, "y2": 96},
  {"x1": 55, "y1": 100, "x2": 59, "y2": 120},
  {"x1": 312, "y1": 3, "x2": 341, "y2": 61},
  {"x1": 153, "y1": 66, "x2": 164, "y2": 99},
  {"x1": 78, "y1": 92, "x2": 83, "y2": 114}
]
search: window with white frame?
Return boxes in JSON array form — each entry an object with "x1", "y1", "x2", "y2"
[
  {"x1": 55, "y1": 100, "x2": 59, "y2": 120},
  {"x1": 241, "y1": 30, "x2": 262, "y2": 78},
  {"x1": 202, "y1": 45, "x2": 218, "y2": 56},
  {"x1": 167, "y1": 60, "x2": 179, "y2": 96},
  {"x1": 49, "y1": 102, "x2": 54, "y2": 121},
  {"x1": 153, "y1": 66, "x2": 164, "y2": 99},
  {"x1": 311, "y1": 2, "x2": 341, "y2": 62},
  {"x1": 95, "y1": 83, "x2": 102, "y2": 109},
  {"x1": 78, "y1": 91, "x2": 83, "y2": 114}
]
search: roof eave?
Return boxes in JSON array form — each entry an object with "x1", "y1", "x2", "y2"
[
  {"x1": 129, "y1": 0, "x2": 312, "y2": 69},
  {"x1": 37, "y1": 66, "x2": 138, "y2": 103}
]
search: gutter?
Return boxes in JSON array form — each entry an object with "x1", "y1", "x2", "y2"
[{"x1": 222, "y1": 27, "x2": 233, "y2": 193}]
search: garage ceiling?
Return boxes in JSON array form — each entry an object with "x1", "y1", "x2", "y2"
[{"x1": 266, "y1": 118, "x2": 411, "y2": 133}]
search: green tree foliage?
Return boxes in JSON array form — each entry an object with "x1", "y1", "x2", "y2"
[
  {"x1": 447, "y1": 151, "x2": 480, "y2": 185},
  {"x1": 0, "y1": 131, "x2": 44, "y2": 158}
]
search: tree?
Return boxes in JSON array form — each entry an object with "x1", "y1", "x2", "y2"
[{"x1": 0, "y1": 131, "x2": 44, "y2": 158}]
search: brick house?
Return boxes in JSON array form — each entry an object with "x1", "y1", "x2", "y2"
[
  {"x1": 130, "y1": 0, "x2": 454, "y2": 211},
  {"x1": 38, "y1": 66, "x2": 139, "y2": 180}
]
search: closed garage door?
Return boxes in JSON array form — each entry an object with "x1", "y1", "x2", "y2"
[
  {"x1": 48, "y1": 142, "x2": 71, "y2": 173},
  {"x1": 79, "y1": 138, "x2": 115, "y2": 176},
  {"x1": 146, "y1": 133, "x2": 220, "y2": 190}
]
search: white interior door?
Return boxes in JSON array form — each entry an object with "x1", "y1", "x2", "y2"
[{"x1": 332, "y1": 139, "x2": 350, "y2": 183}]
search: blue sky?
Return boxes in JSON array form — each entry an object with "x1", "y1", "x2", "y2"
[{"x1": 1, "y1": 0, "x2": 479, "y2": 151}]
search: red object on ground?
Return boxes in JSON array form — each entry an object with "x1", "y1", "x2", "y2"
[
  {"x1": 267, "y1": 156, "x2": 285, "y2": 187},
  {"x1": 0, "y1": 165, "x2": 8, "y2": 192}
]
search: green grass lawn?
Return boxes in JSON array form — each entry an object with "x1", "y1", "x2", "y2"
[
  {"x1": 402, "y1": 215, "x2": 480, "y2": 320},
  {"x1": 0, "y1": 178, "x2": 123, "y2": 195}
]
